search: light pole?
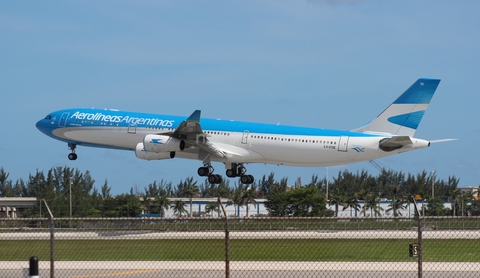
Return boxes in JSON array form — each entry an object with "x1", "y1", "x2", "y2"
[
  {"x1": 69, "y1": 177, "x2": 72, "y2": 218},
  {"x1": 431, "y1": 171, "x2": 436, "y2": 199},
  {"x1": 326, "y1": 167, "x2": 329, "y2": 201}
]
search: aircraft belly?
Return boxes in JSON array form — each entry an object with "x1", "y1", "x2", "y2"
[
  {"x1": 53, "y1": 128, "x2": 141, "y2": 149},
  {"x1": 258, "y1": 136, "x2": 387, "y2": 167},
  {"x1": 212, "y1": 142, "x2": 265, "y2": 163}
]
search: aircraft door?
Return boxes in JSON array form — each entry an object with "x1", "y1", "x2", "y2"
[
  {"x1": 59, "y1": 112, "x2": 69, "y2": 127},
  {"x1": 128, "y1": 122, "x2": 137, "y2": 134},
  {"x1": 338, "y1": 136, "x2": 349, "y2": 152},
  {"x1": 241, "y1": 130, "x2": 249, "y2": 144}
]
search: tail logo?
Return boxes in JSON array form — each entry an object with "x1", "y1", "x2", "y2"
[
  {"x1": 351, "y1": 145, "x2": 365, "y2": 153},
  {"x1": 388, "y1": 110, "x2": 425, "y2": 130}
]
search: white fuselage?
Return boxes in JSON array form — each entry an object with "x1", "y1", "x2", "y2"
[{"x1": 45, "y1": 117, "x2": 428, "y2": 168}]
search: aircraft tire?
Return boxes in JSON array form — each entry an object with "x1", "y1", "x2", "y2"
[
  {"x1": 208, "y1": 174, "x2": 222, "y2": 184},
  {"x1": 226, "y1": 169, "x2": 236, "y2": 177},
  {"x1": 68, "y1": 153, "x2": 77, "y2": 161},
  {"x1": 197, "y1": 167, "x2": 209, "y2": 177}
]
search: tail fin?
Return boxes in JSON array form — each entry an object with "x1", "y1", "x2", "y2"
[{"x1": 352, "y1": 78, "x2": 440, "y2": 137}]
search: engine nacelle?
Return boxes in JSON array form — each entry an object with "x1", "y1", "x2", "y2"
[
  {"x1": 143, "y1": 134, "x2": 185, "y2": 153},
  {"x1": 135, "y1": 143, "x2": 175, "y2": 160}
]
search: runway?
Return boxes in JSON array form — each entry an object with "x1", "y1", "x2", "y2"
[
  {"x1": 2, "y1": 230, "x2": 480, "y2": 240},
  {"x1": 2, "y1": 261, "x2": 479, "y2": 277}
]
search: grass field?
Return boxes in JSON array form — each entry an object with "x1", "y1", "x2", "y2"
[{"x1": 1, "y1": 238, "x2": 478, "y2": 262}]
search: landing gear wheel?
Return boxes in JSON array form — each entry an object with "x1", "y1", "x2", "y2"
[
  {"x1": 240, "y1": 174, "x2": 254, "y2": 184},
  {"x1": 208, "y1": 174, "x2": 223, "y2": 184},
  {"x1": 68, "y1": 153, "x2": 77, "y2": 161},
  {"x1": 226, "y1": 168, "x2": 237, "y2": 178},
  {"x1": 67, "y1": 143, "x2": 77, "y2": 161},
  {"x1": 197, "y1": 167, "x2": 209, "y2": 177}
]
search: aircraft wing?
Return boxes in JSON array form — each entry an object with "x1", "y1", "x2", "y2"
[
  {"x1": 172, "y1": 110, "x2": 228, "y2": 158},
  {"x1": 172, "y1": 110, "x2": 203, "y2": 138}
]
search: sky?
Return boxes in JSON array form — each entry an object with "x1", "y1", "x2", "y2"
[{"x1": 1, "y1": 1, "x2": 479, "y2": 195}]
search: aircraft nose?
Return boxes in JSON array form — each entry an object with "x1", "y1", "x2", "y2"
[
  {"x1": 36, "y1": 117, "x2": 52, "y2": 135},
  {"x1": 36, "y1": 119, "x2": 46, "y2": 133}
]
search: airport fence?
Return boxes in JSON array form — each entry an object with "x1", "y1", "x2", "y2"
[{"x1": 1, "y1": 216, "x2": 479, "y2": 277}]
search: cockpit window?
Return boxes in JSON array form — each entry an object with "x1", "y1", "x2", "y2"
[{"x1": 45, "y1": 115, "x2": 52, "y2": 120}]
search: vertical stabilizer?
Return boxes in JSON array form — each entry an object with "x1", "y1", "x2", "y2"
[{"x1": 352, "y1": 78, "x2": 440, "y2": 137}]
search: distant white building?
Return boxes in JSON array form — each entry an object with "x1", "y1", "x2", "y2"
[
  {"x1": 141, "y1": 197, "x2": 465, "y2": 218},
  {"x1": 0, "y1": 197, "x2": 37, "y2": 218}
]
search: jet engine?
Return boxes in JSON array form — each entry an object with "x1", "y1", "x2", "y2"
[
  {"x1": 143, "y1": 134, "x2": 185, "y2": 153},
  {"x1": 135, "y1": 143, "x2": 175, "y2": 160}
]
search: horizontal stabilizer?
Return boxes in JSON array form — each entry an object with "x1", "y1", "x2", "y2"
[{"x1": 379, "y1": 136, "x2": 412, "y2": 152}]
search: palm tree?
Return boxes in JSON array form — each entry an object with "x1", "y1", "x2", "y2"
[
  {"x1": 209, "y1": 179, "x2": 231, "y2": 218},
  {"x1": 171, "y1": 199, "x2": 187, "y2": 217},
  {"x1": 417, "y1": 189, "x2": 427, "y2": 217},
  {"x1": 386, "y1": 198, "x2": 405, "y2": 217},
  {"x1": 155, "y1": 194, "x2": 170, "y2": 218},
  {"x1": 389, "y1": 185, "x2": 403, "y2": 217},
  {"x1": 205, "y1": 201, "x2": 219, "y2": 217},
  {"x1": 448, "y1": 189, "x2": 461, "y2": 216},
  {"x1": 227, "y1": 188, "x2": 243, "y2": 217},
  {"x1": 366, "y1": 193, "x2": 383, "y2": 218},
  {"x1": 140, "y1": 194, "x2": 153, "y2": 216},
  {"x1": 356, "y1": 189, "x2": 370, "y2": 217},
  {"x1": 240, "y1": 184, "x2": 257, "y2": 217},
  {"x1": 342, "y1": 195, "x2": 360, "y2": 217},
  {"x1": 330, "y1": 188, "x2": 344, "y2": 217},
  {"x1": 181, "y1": 180, "x2": 200, "y2": 217},
  {"x1": 404, "y1": 193, "x2": 414, "y2": 218}
]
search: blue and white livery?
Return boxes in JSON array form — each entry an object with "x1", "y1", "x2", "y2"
[{"x1": 36, "y1": 78, "x2": 445, "y2": 184}]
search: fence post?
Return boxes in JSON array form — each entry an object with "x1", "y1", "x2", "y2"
[
  {"x1": 412, "y1": 198, "x2": 423, "y2": 278},
  {"x1": 42, "y1": 200, "x2": 55, "y2": 278},
  {"x1": 29, "y1": 256, "x2": 39, "y2": 278},
  {"x1": 218, "y1": 197, "x2": 229, "y2": 278}
]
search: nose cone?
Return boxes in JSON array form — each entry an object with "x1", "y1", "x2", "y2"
[
  {"x1": 36, "y1": 116, "x2": 54, "y2": 135},
  {"x1": 36, "y1": 119, "x2": 47, "y2": 134}
]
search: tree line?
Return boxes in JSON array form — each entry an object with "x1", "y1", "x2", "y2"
[{"x1": 0, "y1": 167, "x2": 479, "y2": 218}]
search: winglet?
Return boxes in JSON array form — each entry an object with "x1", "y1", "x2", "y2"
[
  {"x1": 186, "y1": 110, "x2": 201, "y2": 122},
  {"x1": 352, "y1": 78, "x2": 440, "y2": 137}
]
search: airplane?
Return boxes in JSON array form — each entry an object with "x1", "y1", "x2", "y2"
[{"x1": 36, "y1": 78, "x2": 449, "y2": 185}]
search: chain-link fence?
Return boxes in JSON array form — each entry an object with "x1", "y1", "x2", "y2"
[{"x1": 1, "y1": 216, "x2": 479, "y2": 277}]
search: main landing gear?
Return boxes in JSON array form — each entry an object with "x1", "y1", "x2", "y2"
[
  {"x1": 197, "y1": 164, "x2": 223, "y2": 184},
  {"x1": 67, "y1": 143, "x2": 77, "y2": 161},
  {"x1": 198, "y1": 163, "x2": 254, "y2": 185},
  {"x1": 226, "y1": 163, "x2": 254, "y2": 184}
]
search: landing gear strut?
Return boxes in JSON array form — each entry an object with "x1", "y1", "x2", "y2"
[{"x1": 68, "y1": 143, "x2": 77, "y2": 161}]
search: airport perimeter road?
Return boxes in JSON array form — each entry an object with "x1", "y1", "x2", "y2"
[
  {"x1": 2, "y1": 230, "x2": 480, "y2": 240},
  {"x1": 2, "y1": 261, "x2": 479, "y2": 278}
]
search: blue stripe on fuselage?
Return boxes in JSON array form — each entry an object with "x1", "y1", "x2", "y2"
[{"x1": 48, "y1": 108, "x2": 380, "y2": 138}]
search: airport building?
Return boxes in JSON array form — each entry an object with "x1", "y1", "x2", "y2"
[{"x1": 0, "y1": 197, "x2": 37, "y2": 218}]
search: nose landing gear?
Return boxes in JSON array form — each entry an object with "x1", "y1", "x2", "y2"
[{"x1": 68, "y1": 143, "x2": 77, "y2": 160}]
